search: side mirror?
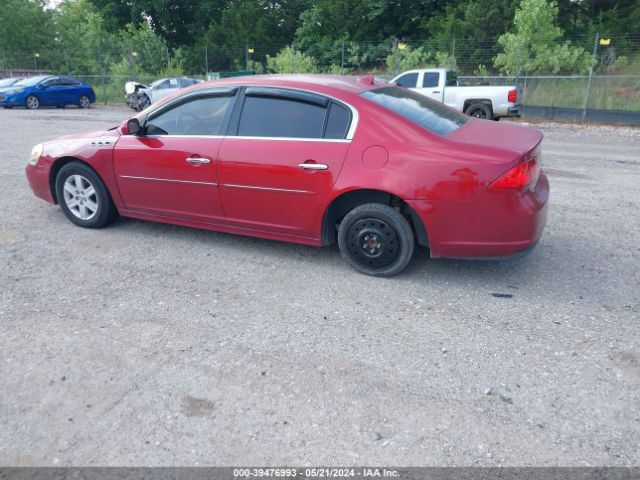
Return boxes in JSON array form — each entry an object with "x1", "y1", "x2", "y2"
[
  {"x1": 127, "y1": 118, "x2": 141, "y2": 135},
  {"x1": 38, "y1": 84, "x2": 48, "y2": 89}
]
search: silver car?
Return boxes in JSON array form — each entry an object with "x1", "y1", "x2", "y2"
[{"x1": 135, "y1": 77, "x2": 202, "y2": 111}]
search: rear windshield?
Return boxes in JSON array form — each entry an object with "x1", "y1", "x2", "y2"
[{"x1": 361, "y1": 86, "x2": 468, "y2": 136}]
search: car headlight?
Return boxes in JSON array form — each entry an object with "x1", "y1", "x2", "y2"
[
  {"x1": 5, "y1": 88, "x2": 24, "y2": 95},
  {"x1": 29, "y1": 144, "x2": 44, "y2": 165}
]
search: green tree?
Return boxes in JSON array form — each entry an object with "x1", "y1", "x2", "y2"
[
  {"x1": 0, "y1": 0, "x2": 55, "y2": 69},
  {"x1": 266, "y1": 46, "x2": 317, "y2": 73},
  {"x1": 494, "y1": 0, "x2": 590, "y2": 74}
]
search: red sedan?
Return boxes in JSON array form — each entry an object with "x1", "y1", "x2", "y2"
[{"x1": 26, "y1": 75, "x2": 549, "y2": 276}]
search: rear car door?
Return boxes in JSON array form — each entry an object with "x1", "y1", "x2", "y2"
[
  {"x1": 414, "y1": 71, "x2": 444, "y2": 102},
  {"x1": 113, "y1": 88, "x2": 237, "y2": 222},
  {"x1": 218, "y1": 87, "x2": 354, "y2": 238},
  {"x1": 57, "y1": 77, "x2": 81, "y2": 104}
]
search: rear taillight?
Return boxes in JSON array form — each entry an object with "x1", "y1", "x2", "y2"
[
  {"x1": 508, "y1": 88, "x2": 517, "y2": 103},
  {"x1": 490, "y1": 157, "x2": 540, "y2": 190}
]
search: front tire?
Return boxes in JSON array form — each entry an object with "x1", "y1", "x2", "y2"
[
  {"x1": 55, "y1": 162, "x2": 117, "y2": 228},
  {"x1": 79, "y1": 95, "x2": 91, "y2": 108},
  {"x1": 466, "y1": 103, "x2": 493, "y2": 120},
  {"x1": 337, "y1": 203, "x2": 414, "y2": 277},
  {"x1": 25, "y1": 95, "x2": 40, "y2": 109}
]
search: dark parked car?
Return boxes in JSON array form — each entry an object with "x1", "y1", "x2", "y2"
[{"x1": 0, "y1": 75, "x2": 96, "y2": 109}]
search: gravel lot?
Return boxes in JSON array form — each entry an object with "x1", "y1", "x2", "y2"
[{"x1": 0, "y1": 106, "x2": 639, "y2": 467}]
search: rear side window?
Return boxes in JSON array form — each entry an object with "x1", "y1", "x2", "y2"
[
  {"x1": 238, "y1": 96, "x2": 326, "y2": 138},
  {"x1": 361, "y1": 86, "x2": 468, "y2": 136},
  {"x1": 422, "y1": 72, "x2": 439, "y2": 88},
  {"x1": 324, "y1": 102, "x2": 351, "y2": 139},
  {"x1": 395, "y1": 72, "x2": 418, "y2": 88}
]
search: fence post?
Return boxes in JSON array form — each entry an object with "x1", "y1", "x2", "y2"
[
  {"x1": 392, "y1": 38, "x2": 399, "y2": 76},
  {"x1": 291, "y1": 44, "x2": 296, "y2": 73},
  {"x1": 582, "y1": 32, "x2": 599, "y2": 121}
]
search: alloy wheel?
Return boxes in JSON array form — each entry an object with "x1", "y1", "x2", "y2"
[{"x1": 63, "y1": 174, "x2": 99, "y2": 220}]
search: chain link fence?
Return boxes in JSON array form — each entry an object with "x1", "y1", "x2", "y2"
[{"x1": 2, "y1": 34, "x2": 639, "y2": 124}]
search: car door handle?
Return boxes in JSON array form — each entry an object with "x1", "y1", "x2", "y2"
[
  {"x1": 186, "y1": 157, "x2": 210, "y2": 165},
  {"x1": 432, "y1": 90, "x2": 441, "y2": 94},
  {"x1": 298, "y1": 163, "x2": 328, "y2": 170}
]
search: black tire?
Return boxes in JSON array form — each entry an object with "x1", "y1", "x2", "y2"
[
  {"x1": 337, "y1": 203, "x2": 414, "y2": 277},
  {"x1": 25, "y1": 95, "x2": 40, "y2": 110},
  {"x1": 78, "y1": 95, "x2": 91, "y2": 108},
  {"x1": 466, "y1": 103, "x2": 493, "y2": 120},
  {"x1": 55, "y1": 162, "x2": 118, "y2": 229}
]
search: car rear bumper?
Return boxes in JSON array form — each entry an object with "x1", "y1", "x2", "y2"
[
  {"x1": 408, "y1": 172, "x2": 549, "y2": 259},
  {"x1": 507, "y1": 104, "x2": 523, "y2": 117},
  {"x1": 26, "y1": 163, "x2": 54, "y2": 203}
]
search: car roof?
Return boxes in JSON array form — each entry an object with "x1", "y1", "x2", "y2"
[{"x1": 197, "y1": 74, "x2": 385, "y2": 95}]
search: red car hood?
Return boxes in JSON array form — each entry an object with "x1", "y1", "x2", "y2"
[{"x1": 447, "y1": 118, "x2": 543, "y2": 156}]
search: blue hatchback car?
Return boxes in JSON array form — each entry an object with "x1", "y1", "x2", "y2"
[{"x1": 0, "y1": 75, "x2": 96, "y2": 109}]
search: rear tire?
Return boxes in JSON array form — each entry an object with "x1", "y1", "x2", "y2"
[
  {"x1": 25, "y1": 95, "x2": 40, "y2": 110},
  {"x1": 55, "y1": 162, "x2": 118, "y2": 229},
  {"x1": 466, "y1": 103, "x2": 492, "y2": 120},
  {"x1": 337, "y1": 203, "x2": 414, "y2": 277}
]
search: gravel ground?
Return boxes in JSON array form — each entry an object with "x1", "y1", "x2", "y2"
[{"x1": 0, "y1": 106, "x2": 639, "y2": 467}]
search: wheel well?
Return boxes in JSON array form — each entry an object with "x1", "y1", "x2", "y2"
[
  {"x1": 463, "y1": 99, "x2": 493, "y2": 113},
  {"x1": 322, "y1": 189, "x2": 429, "y2": 247},
  {"x1": 49, "y1": 157, "x2": 94, "y2": 204}
]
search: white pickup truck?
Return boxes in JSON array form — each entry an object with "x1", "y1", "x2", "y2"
[{"x1": 390, "y1": 68, "x2": 522, "y2": 120}]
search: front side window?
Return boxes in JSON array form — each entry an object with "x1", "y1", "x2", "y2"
[
  {"x1": 361, "y1": 86, "x2": 468, "y2": 136},
  {"x1": 395, "y1": 72, "x2": 418, "y2": 88},
  {"x1": 145, "y1": 95, "x2": 234, "y2": 136},
  {"x1": 238, "y1": 96, "x2": 327, "y2": 138}
]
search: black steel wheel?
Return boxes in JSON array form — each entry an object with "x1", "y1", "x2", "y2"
[
  {"x1": 466, "y1": 103, "x2": 492, "y2": 120},
  {"x1": 338, "y1": 203, "x2": 414, "y2": 277}
]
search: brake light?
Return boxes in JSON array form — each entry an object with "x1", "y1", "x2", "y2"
[
  {"x1": 490, "y1": 158, "x2": 539, "y2": 189},
  {"x1": 508, "y1": 88, "x2": 517, "y2": 103}
]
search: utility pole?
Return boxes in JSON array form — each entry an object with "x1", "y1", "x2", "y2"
[
  {"x1": 341, "y1": 41, "x2": 345, "y2": 75},
  {"x1": 582, "y1": 32, "x2": 599, "y2": 121}
]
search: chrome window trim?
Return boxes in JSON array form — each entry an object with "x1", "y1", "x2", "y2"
[
  {"x1": 119, "y1": 175, "x2": 218, "y2": 186},
  {"x1": 142, "y1": 84, "x2": 360, "y2": 141},
  {"x1": 223, "y1": 136, "x2": 350, "y2": 143},
  {"x1": 141, "y1": 135, "x2": 350, "y2": 143}
]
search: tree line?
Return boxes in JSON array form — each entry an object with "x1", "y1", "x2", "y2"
[{"x1": 1, "y1": 0, "x2": 638, "y2": 78}]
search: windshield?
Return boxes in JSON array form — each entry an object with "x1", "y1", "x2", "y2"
[
  {"x1": 0, "y1": 78, "x2": 19, "y2": 87},
  {"x1": 361, "y1": 86, "x2": 468, "y2": 136},
  {"x1": 14, "y1": 76, "x2": 50, "y2": 87}
]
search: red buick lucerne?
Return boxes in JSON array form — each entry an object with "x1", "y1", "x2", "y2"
[{"x1": 25, "y1": 75, "x2": 549, "y2": 276}]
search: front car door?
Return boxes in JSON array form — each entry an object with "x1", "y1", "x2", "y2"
[
  {"x1": 39, "y1": 77, "x2": 63, "y2": 105},
  {"x1": 113, "y1": 88, "x2": 237, "y2": 223},
  {"x1": 217, "y1": 87, "x2": 355, "y2": 239}
]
